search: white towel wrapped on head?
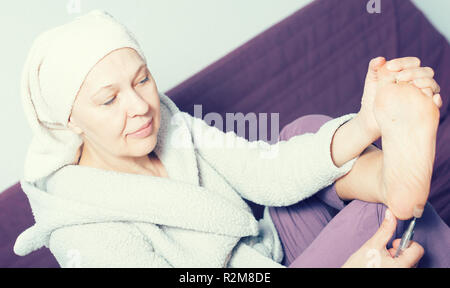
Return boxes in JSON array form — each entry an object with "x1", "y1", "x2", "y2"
[{"x1": 21, "y1": 9, "x2": 148, "y2": 183}]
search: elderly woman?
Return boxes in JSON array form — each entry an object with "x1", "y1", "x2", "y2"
[{"x1": 14, "y1": 10, "x2": 449, "y2": 268}]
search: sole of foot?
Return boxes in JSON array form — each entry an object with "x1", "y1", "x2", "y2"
[{"x1": 374, "y1": 82, "x2": 440, "y2": 220}]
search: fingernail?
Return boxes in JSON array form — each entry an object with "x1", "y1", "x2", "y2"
[
  {"x1": 385, "y1": 209, "x2": 393, "y2": 222},
  {"x1": 413, "y1": 205, "x2": 424, "y2": 218}
]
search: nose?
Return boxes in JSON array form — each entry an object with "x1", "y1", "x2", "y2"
[{"x1": 124, "y1": 88, "x2": 149, "y2": 117}]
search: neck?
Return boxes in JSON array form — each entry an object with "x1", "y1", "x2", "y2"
[{"x1": 78, "y1": 143, "x2": 161, "y2": 177}]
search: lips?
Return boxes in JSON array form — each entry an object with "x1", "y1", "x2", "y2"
[{"x1": 128, "y1": 118, "x2": 152, "y2": 136}]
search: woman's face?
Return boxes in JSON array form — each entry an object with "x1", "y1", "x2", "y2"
[{"x1": 68, "y1": 47, "x2": 161, "y2": 160}]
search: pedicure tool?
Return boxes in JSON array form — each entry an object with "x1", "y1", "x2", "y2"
[{"x1": 394, "y1": 217, "x2": 417, "y2": 258}]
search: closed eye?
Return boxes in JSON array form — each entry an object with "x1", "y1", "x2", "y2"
[
  {"x1": 139, "y1": 76, "x2": 150, "y2": 85},
  {"x1": 102, "y1": 75, "x2": 149, "y2": 106},
  {"x1": 103, "y1": 96, "x2": 116, "y2": 106}
]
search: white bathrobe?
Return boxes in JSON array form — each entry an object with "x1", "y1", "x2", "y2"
[{"x1": 14, "y1": 92, "x2": 359, "y2": 268}]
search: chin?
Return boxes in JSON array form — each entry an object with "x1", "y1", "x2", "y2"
[{"x1": 132, "y1": 135, "x2": 157, "y2": 155}]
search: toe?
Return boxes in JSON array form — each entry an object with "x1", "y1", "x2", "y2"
[{"x1": 433, "y1": 94, "x2": 443, "y2": 109}]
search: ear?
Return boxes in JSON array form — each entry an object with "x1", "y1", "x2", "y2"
[{"x1": 67, "y1": 116, "x2": 83, "y2": 135}]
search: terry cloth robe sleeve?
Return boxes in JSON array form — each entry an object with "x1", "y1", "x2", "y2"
[
  {"x1": 183, "y1": 112, "x2": 360, "y2": 207},
  {"x1": 48, "y1": 222, "x2": 173, "y2": 268}
]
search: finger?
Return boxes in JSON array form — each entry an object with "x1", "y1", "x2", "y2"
[
  {"x1": 388, "y1": 239, "x2": 402, "y2": 257},
  {"x1": 396, "y1": 241, "x2": 425, "y2": 268},
  {"x1": 391, "y1": 239, "x2": 401, "y2": 249},
  {"x1": 396, "y1": 67, "x2": 435, "y2": 82},
  {"x1": 372, "y1": 209, "x2": 397, "y2": 247},
  {"x1": 433, "y1": 94, "x2": 443, "y2": 108},
  {"x1": 413, "y1": 78, "x2": 440, "y2": 93},
  {"x1": 386, "y1": 57, "x2": 421, "y2": 72},
  {"x1": 388, "y1": 247, "x2": 397, "y2": 258}
]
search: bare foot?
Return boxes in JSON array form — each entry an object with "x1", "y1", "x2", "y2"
[{"x1": 374, "y1": 82, "x2": 440, "y2": 220}]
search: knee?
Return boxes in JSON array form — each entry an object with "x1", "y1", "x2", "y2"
[{"x1": 279, "y1": 114, "x2": 333, "y2": 141}]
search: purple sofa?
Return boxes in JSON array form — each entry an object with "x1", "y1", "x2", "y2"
[{"x1": 1, "y1": 0, "x2": 449, "y2": 267}]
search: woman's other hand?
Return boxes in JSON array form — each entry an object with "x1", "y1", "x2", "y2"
[{"x1": 341, "y1": 209, "x2": 424, "y2": 268}]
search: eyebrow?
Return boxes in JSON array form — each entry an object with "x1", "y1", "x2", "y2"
[{"x1": 91, "y1": 63, "x2": 148, "y2": 100}]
